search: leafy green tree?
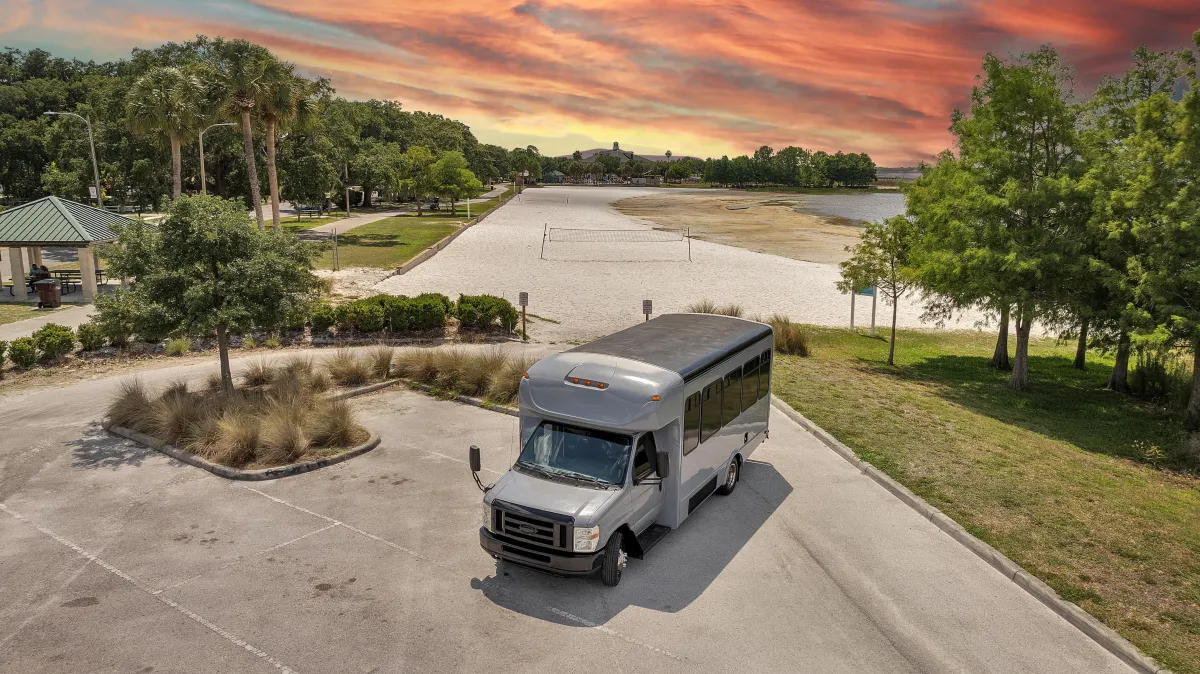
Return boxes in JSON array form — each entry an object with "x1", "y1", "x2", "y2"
[
  {"x1": 126, "y1": 65, "x2": 205, "y2": 199},
  {"x1": 837, "y1": 216, "x2": 917, "y2": 365},
  {"x1": 430, "y1": 151, "x2": 482, "y2": 215},
  {"x1": 908, "y1": 47, "x2": 1088, "y2": 390},
  {"x1": 102, "y1": 195, "x2": 318, "y2": 391},
  {"x1": 1117, "y1": 33, "x2": 1200, "y2": 428},
  {"x1": 39, "y1": 160, "x2": 85, "y2": 198},
  {"x1": 351, "y1": 140, "x2": 405, "y2": 207},
  {"x1": 399, "y1": 146, "x2": 437, "y2": 214}
]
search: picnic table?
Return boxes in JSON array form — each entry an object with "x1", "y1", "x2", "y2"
[{"x1": 6, "y1": 269, "x2": 108, "y2": 296}]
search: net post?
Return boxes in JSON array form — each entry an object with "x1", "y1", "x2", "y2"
[
  {"x1": 688, "y1": 227, "x2": 692, "y2": 261},
  {"x1": 540, "y1": 223, "x2": 547, "y2": 260}
]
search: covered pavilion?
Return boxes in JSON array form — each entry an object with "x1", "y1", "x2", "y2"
[{"x1": 0, "y1": 196, "x2": 133, "y2": 302}]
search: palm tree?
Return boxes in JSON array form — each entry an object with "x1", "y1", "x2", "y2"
[
  {"x1": 208, "y1": 39, "x2": 277, "y2": 229},
  {"x1": 259, "y1": 66, "x2": 317, "y2": 229},
  {"x1": 127, "y1": 66, "x2": 205, "y2": 200},
  {"x1": 665, "y1": 150, "x2": 672, "y2": 162}
]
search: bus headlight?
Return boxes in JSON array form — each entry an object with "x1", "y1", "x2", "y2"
[
  {"x1": 574, "y1": 526, "x2": 600, "y2": 552},
  {"x1": 482, "y1": 503, "x2": 492, "y2": 531}
]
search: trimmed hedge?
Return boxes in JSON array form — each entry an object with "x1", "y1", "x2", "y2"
[
  {"x1": 310, "y1": 303, "x2": 337, "y2": 333},
  {"x1": 9, "y1": 337, "x2": 36, "y2": 369},
  {"x1": 322, "y1": 293, "x2": 453, "y2": 335},
  {"x1": 456, "y1": 294, "x2": 518, "y2": 332},
  {"x1": 33, "y1": 323, "x2": 76, "y2": 361}
]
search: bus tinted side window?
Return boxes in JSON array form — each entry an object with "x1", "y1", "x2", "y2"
[
  {"x1": 741, "y1": 355, "x2": 760, "y2": 412},
  {"x1": 683, "y1": 392, "x2": 701, "y2": 454},
  {"x1": 758, "y1": 349, "x2": 771, "y2": 400},
  {"x1": 700, "y1": 380, "x2": 723, "y2": 443},
  {"x1": 722, "y1": 367, "x2": 742, "y2": 426}
]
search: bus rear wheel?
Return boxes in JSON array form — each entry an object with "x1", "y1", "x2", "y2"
[{"x1": 716, "y1": 457, "x2": 739, "y2": 495}]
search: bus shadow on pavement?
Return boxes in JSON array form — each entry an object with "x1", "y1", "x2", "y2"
[{"x1": 471, "y1": 459, "x2": 792, "y2": 626}]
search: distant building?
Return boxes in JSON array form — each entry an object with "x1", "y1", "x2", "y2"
[
  {"x1": 542, "y1": 169, "x2": 565, "y2": 184},
  {"x1": 558, "y1": 142, "x2": 693, "y2": 164},
  {"x1": 631, "y1": 173, "x2": 663, "y2": 186}
]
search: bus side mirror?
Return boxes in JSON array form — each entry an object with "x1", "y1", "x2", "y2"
[
  {"x1": 469, "y1": 445, "x2": 481, "y2": 473},
  {"x1": 656, "y1": 451, "x2": 670, "y2": 480}
]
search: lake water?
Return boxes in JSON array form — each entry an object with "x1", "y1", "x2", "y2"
[{"x1": 793, "y1": 193, "x2": 906, "y2": 224}]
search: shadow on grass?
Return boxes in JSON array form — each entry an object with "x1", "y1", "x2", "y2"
[{"x1": 870, "y1": 353, "x2": 1187, "y2": 466}]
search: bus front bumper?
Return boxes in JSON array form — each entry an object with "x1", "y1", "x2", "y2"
[{"x1": 479, "y1": 527, "x2": 604, "y2": 576}]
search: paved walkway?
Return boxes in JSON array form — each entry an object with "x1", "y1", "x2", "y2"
[
  {"x1": 306, "y1": 210, "x2": 405, "y2": 236},
  {"x1": 0, "y1": 304, "x2": 94, "y2": 341}
]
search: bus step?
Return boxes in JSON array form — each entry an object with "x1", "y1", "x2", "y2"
[{"x1": 636, "y1": 524, "x2": 672, "y2": 555}]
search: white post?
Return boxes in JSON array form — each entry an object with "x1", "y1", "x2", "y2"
[
  {"x1": 8, "y1": 247, "x2": 27, "y2": 300},
  {"x1": 850, "y1": 292, "x2": 856, "y2": 330},
  {"x1": 467, "y1": 197, "x2": 470, "y2": 218},
  {"x1": 870, "y1": 291, "x2": 877, "y2": 337},
  {"x1": 79, "y1": 245, "x2": 98, "y2": 301}
]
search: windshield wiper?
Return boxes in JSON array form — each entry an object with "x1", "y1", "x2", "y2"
[
  {"x1": 515, "y1": 460, "x2": 558, "y2": 481},
  {"x1": 546, "y1": 469, "x2": 614, "y2": 488}
]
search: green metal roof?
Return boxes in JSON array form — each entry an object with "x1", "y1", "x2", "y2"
[{"x1": 0, "y1": 196, "x2": 134, "y2": 246}]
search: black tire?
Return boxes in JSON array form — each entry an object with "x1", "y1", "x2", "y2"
[
  {"x1": 600, "y1": 531, "x2": 625, "y2": 587},
  {"x1": 716, "y1": 457, "x2": 739, "y2": 495}
]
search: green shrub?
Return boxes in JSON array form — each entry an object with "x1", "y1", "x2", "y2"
[
  {"x1": 0, "y1": 340, "x2": 8, "y2": 374},
  {"x1": 382, "y1": 293, "x2": 450, "y2": 332},
  {"x1": 242, "y1": 335, "x2": 257, "y2": 349},
  {"x1": 32, "y1": 323, "x2": 76, "y2": 361},
  {"x1": 336, "y1": 300, "x2": 386, "y2": 333},
  {"x1": 310, "y1": 302, "x2": 337, "y2": 333},
  {"x1": 165, "y1": 337, "x2": 191, "y2": 356},
  {"x1": 76, "y1": 323, "x2": 106, "y2": 351},
  {"x1": 456, "y1": 294, "x2": 519, "y2": 332},
  {"x1": 264, "y1": 335, "x2": 281, "y2": 349},
  {"x1": 9, "y1": 337, "x2": 37, "y2": 369}
]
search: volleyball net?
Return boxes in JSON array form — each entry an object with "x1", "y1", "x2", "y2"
[{"x1": 540, "y1": 227, "x2": 691, "y2": 261}]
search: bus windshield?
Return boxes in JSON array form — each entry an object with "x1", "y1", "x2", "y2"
[{"x1": 517, "y1": 421, "x2": 631, "y2": 487}]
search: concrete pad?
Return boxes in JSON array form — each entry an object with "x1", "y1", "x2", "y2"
[
  {"x1": 164, "y1": 524, "x2": 691, "y2": 674},
  {"x1": 0, "y1": 556, "x2": 271, "y2": 674}
]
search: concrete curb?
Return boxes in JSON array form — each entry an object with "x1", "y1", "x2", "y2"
[
  {"x1": 769, "y1": 395, "x2": 1170, "y2": 674},
  {"x1": 330, "y1": 379, "x2": 402, "y2": 400},
  {"x1": 384, "y1": 190, "x2": 515, "y2": 281},
  {"x1": 102, "y1": 422, "x2": 381, "y2": 481},
  {"x1": 405, "y1": 381, "x2": 518, "y2": 417}
]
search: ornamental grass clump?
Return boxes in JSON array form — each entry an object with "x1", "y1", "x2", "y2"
[
  {"x1": 104, "y1": 375, "x2": 370, "y2": 469},
  {"x1": 325, "y1": 350, "x2": 373, "y2": 387},
  {"x1": 367, "y1": 345, "x2": 395, "y2": 380},
  {"x1": 769, "y1": 314, "x2": 810, "y2": 357}
]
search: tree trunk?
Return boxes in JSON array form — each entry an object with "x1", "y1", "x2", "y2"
[
  {"x1": 240, "y1": 108, "x2": 265, "y2": 229},
  {"x1": 169, "y1": 133, "x2": 182, "y2": 200},
  {"x1": 417, "y1": 199, "x2": 423, "y2": 216},
  {"x1": 888, "y1": 292, "x2": 899, "y2": 366},
  {"x1": 992, "y1": 304, "x2": 1011, "y2": 370},
  {"x1": 216, "y1": 322, "x2": 233, "y2": 394},
  {"x1": 343, "y1": 163, "x2": 351, "y2": 217},
  {"x1": 1186, "y1": 344, "x2": 1200, "y2": 432},
  {"x1": 265, "y1": 116, "x2": 281, "y2": 230},
  {"x1": 1008, "y1": 307, "x2": 1032, "y2": 390},
  {"x1": 1107, "y1": 332, "x2": 1131, "y2": 393},
  {"x1": 1074, "y1": 317, "x2": 1089, "y2": 370},
  {"x1": 362, "y1": 185, "x2": 372, "y2": 208},
  {"x1": 450, "y1": 198, "x2": 456, "y2": 216}
]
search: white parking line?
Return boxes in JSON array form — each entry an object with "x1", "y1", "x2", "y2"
[
  {"x1": 237, "y1": 485, "x2": 686, "y2": 663},
  {"x1": 0, "y1": 503, "x2": 300, "y2": 674}
]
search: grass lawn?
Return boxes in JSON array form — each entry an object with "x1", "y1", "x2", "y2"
[
  {"x1": 317, "y1": 217, "x2": 460, "y2": 269},
  {"x1": 772, "y1": 327, "x2": 1200, "y2": 672},
  {"x1": 281, "y1": 214, "x2": 346, "y2": 232},
  {"x1": 0, "y1": 302, "x2": 68, "y2": 326}
]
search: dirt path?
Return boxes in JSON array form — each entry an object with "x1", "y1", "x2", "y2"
[{"x1": 614, "y1": 192, "x2": 863, "y2": 265}]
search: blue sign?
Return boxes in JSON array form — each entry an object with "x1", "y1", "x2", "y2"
[{"x1": 857, "y1": 287, "x2": 875, "y2": 297}]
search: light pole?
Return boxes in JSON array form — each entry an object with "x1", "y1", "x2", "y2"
[
  {"x1": 199, "y1": 122, "x2": 235, "y2": 195},
  {"x1": 44, "y1": 111, "x2": 102, "y2": 208}
]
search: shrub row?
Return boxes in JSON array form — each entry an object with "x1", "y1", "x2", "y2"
[{"x1": 312, "y1": 293, "x2": 518, "y2": 336}]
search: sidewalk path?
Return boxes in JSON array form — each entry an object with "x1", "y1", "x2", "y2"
[
  {"x1": 0, "y1": 304, "x2": 94, "y2": 341},
  {"x1": 305, "y1": 210, "x2": 405, "y2": 237}
]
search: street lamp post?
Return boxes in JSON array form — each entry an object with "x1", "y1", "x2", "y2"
[
  {"x1": 199, "y1": 122, "x2": 235, "y2": 195},
  {"x1": 44, "y1": 111, "x2": 102, "y2": 208}
]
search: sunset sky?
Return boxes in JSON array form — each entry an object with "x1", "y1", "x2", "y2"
[{"x1": 3, "y1": 0, "x2": 1198, "y2": 165}]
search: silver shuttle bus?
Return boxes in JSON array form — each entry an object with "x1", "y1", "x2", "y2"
[{"x1": 469, "y1": 313, "x2": 773, "y2": 586}]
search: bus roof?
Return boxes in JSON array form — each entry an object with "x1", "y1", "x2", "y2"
[{"x1": 569, "y1": 313, "x2": 772, "y2": 382}]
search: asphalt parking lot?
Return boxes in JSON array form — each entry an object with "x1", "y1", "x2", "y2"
[{"x1": 0, "y1": 365, "x2": 1137, "y2": 674}]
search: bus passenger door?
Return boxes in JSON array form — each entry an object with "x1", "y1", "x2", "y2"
[{"x1": 629, "y1": 432, "x2": 663, "y2": 534}]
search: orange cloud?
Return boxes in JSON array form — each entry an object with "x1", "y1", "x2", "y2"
[{"x1": 3, "y1": 0, "x2": 1198, "y2": 164}]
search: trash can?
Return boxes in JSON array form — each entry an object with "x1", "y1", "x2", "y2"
[{"x1": 34, "y1": 278, "x2": 61, "y2": 309}]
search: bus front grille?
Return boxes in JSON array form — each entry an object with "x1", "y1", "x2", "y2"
[{"x1": 496, "y1": 509, "x2": 568, "y2": 550}]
